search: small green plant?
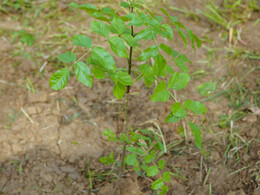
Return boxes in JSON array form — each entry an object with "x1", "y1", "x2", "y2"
[{"x1": 49, "y1": 1, "x2": 207, "y2": 193}]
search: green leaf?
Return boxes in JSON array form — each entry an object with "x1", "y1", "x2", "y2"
[
  {"x1": 161, "y1": 185, "x2": 169, "y2": 194},
  {"x1": 166, "y1": 65, "x2": 175, "y2": 74},
  {"x1": 161, "y1": 24, "x2": 173, "y2": 40},
  {"x1": 187, "y1": 29, "x2": 195, "y2": 50},
  {"x1": 146, "y1": 166, "x2": 159, "y2": 177},
  {"x1": 176, "y1": 26, "x2": 187, "y2": 47},
  {"x1": 58, "y1": 51, "x2": 76, "y2": 63},
  {"x1": 102, "y1": 129, "x2": 117, "y2": 141},
  {"x1": 126, "y1": 153, "x2": 137, "y2": 166},
  {"x1": 151, "y1": 179, "x2": 164, "y2": 190},
  {"x1": 188, "y1": 121, "x2": 205, "y2": 154},
  {"x1": 101, "y1": 7, "x2": 116, "y2": 17},
  {"x1": 174, "y1": 54, "x2": 191, "y2": 73},
  {"x1": 194, "y1": 34, "x2": 201, "y2": 48},
  {"x1": 90, "y1": 12, "x2": 109, "y2": 22},
  {"x1": 122, "y1": 33, "x2": 139, "y2": 47},
  {"x1": 91, "y1": 21, "x2": 110, "y2": 38},
  {"x1": 113, "y1": 82, "x2": 125, "y2": 100},
  {"x1": 138, "y1": 45, "x2": 158, "y2": 61},
  {"x1": 91, "y1": 46, "x2": 116, "y2": 71},
  {"x1": 159, "y1": 43, "x2": 172, "y2": 55},
  {"x1": 168, "y1": 72, "x2": 190, "y2": 90},
  {"x1": 72, "y1": 34, "x2": 92, "y2": 48},
  {"x1": 116, "y1": 71, "x2": 132, "y2": 86},
  {"x1": 69, "y1": 3, "x2": 97, "y2": 14},
  {"x1": 163, "y1": 172, "x2": 171, "y2": 182},
  {"x1": 128, "y1": 15, "x2": 144, "y2": 27},
  {"x1": 120, "y1": 1, "x2": 130, "y2": 8},
  {"x1": 159, "y1": 43, "x2": 179, "y2": 58},
  {"x1": 139, "y1": 64, "x2": 154, "y2": 78},
  {"x1": 134, "y1": 29, "x2": 153, "y2": 42},
  {"x1": 108, "y1": 36, "x2": 128, "y2": 58},
  {"x1": 110, "y1": 16, "x2": 126, "y2": 35},
  {"x1": 49, "y1": 68, "x2": 70, "y2": 90},
  {"x1": 161, "y1": 8, "x2": 178, "y2": 24},
  {"x1": 74, "y1": 62, "x2": 93, "y2": 87},
  {"x1": 150, "y1": 81, "x2": 170, "y2": 102},
  {"x1": 139, "y1": 13, "x2": 150, "y2": 23},
  {"x1": 187, "y1": 29, "x2": 201, "y2": 49},
  {"x1": 150, "y1": 150, "x2": 156, "y2": 160},
  {"x1": 171, "y1": 102, "x2": 181, "y2": 112},
  {"x1": 153, "y1": 54, "x2": 166, "y2": 76},
  {"x1": 171, "y1": 102, "x2": 186, "y2": 118},
  {"x1": 198, "y1": 82, "x2": 216, "y2": 96},
  {"x1": 147, "y1": 9, "x2": 162, "y2": 23},
  {"x1": 92, "y1": 66, "x2": 106, "y2": 79},
  {"x1": 121, "y1": 13, "x2": 136, "y2": 21},
  {"x1": 144, "y1": 77, "x2": 154, "y2": 88},
  {"x1": 158, "y1": 160, "x2": 165, "y2": 169},
  {"x1": 20, "y1": 32, "x2": 34, "y2": 46},
  {"x1": 126, "y1": 147, "x2": 137, "y2": 153},
  {"x1": 143, "y1": 154, "x2": 152, "y2": 164},
  {"x1": 183, "y1": 99, "x2": 207, "y2": 115},
  {"x1": 165, "y1": 114, "x2": 180, "y2": 123},
  {"x1": 100, "y1": 152, "x2": 115, "y2": 164},
  {"x1": 165, "y1": 102, "x2": 186, "y2": 123}
]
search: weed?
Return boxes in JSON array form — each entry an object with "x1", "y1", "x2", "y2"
[{"x1": 49, "y1": 0, "x2": 207, "y2": 193}]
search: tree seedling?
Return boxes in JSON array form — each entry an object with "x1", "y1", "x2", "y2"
[{"x1": 49, "y1": 1, "x2": 207, "y2": 194}]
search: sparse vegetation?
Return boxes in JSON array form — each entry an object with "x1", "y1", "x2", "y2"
[{"x1": 0, "y1": 0, "x2": 259, "y2": 194}]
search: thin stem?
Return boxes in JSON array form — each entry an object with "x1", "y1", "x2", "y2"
[
  {"x1": 113, "y1": 6, "x2": 134, "y2": 195},
  {"x1": 118, "y1": 3, "x2": 134, "y2": 181},
  {"x1": 169, "y1": 91, "x2": 178, "y2": 102}
]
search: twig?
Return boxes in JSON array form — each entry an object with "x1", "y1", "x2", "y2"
[{"x1": 20, "y1": 107, "x2": 34, "y2": 123}]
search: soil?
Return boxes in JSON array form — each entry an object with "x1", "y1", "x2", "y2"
[{"x1": 0, "y1": 0, "x2": 259, "y2": 195}]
